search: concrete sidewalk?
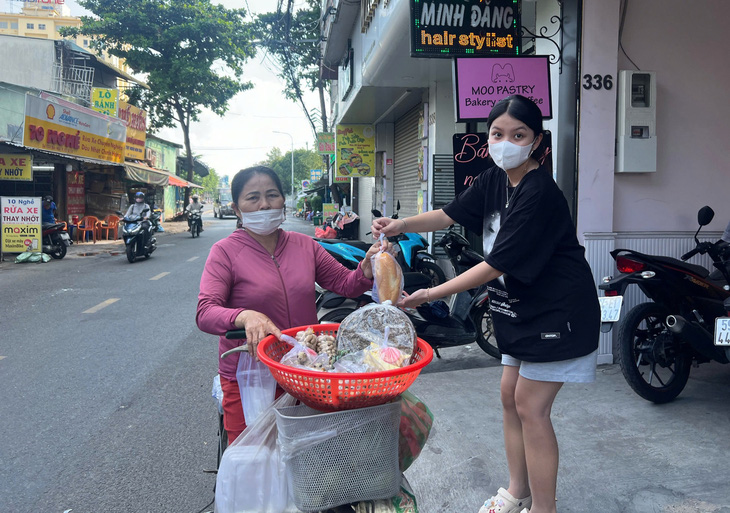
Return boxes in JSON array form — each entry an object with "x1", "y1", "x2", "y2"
[{"x1": 404, "y1": 344, "x2": 730, "y2": 513}]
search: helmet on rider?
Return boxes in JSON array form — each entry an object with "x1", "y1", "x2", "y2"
[
  {"x1": 43, "y1": 195, "x2": 53, "y2": 203},
  {"x1": 192, "y1": 194, "x2": 199, "y2": 201},
  {"x1": 135, "y1": 191, "x2": 145, "y2": 202}
]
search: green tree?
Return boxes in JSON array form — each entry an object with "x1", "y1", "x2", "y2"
[
  {"x1": 262, "y1": 147, "x2": 323, "y2": 201},
  {"x1": 64, "y1": 0, "x2": 256, "y2": 205},
  {"x1": 198, "y1": 168, "x2": 220, "y2": 198},
  {"x1": 254, "y1": 0, "x2": 326, "y2": 137}
]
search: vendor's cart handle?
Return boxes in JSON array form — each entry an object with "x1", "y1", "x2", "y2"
[
  {"x1": 221, "y1": 344, "x2": 250, "y2": 359},
  {"x1": 221, "y1": 329, "x2": 249, "y2": 359}
]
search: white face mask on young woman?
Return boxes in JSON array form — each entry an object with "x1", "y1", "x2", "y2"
[
  {"x1": 489, "y1": 139, "x2": 537, "y2": 171},
  {"x1": 240, "y1": 207, "x2": 286, "y2": 235}
]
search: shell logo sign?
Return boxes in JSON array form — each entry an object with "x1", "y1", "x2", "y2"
[{"x1": 23, "y1": 92, "x2": 126, "y2": 164}]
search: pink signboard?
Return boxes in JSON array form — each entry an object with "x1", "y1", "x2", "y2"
[{"x1": 453, "y1": 56, "x2": 552, "y2": 121}]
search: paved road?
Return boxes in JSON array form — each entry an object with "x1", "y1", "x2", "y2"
[
  {"x1": 0, "y1": 212, "x2": 312, "y2": 513},
  {"x1": 2, "y1": 213, "x2": 730, "y2": 513}
]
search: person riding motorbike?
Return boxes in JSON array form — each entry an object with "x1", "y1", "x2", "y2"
[
  {"x1": 125, "y1": 192, "x2": 151, "y2": 248},
  {"x1": 186, "y1": 194, "x2": 204, "y2": 232}
]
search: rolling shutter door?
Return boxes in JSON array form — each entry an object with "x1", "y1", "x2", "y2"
[
  {"x1": 432, "y1": 154, "x2": 459, "y2": 257},
  {"x1": 393, "y1": 106, "x2": 421, "y2": 219}
]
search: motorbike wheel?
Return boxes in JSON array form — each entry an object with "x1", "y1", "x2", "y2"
[
  {"x1": 617, "y1": 302, "x2": 692, "y2": 403},
  {"x1": 195, "y1": 222, "x2": 201, "y2": 237},
  {"x1": 416, "y1": 260, "x2": 446, "y2": 288},
  {"x1": 49, "y1": 243, "x2": 66, "y2": 260},
  {"x1": 126, "y1": 242, "x2": 136, "y2": 263},
  {"x1": 191, "y1": 223, "x2": 197, "y2": 238},
  {"x1": 473, "y1": 303, "x2": 500, "y2": 359},
  {"x1": 319, "y1": 308, "x2": 356, "y2": 323}
]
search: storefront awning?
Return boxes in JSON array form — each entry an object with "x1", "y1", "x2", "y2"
[
  {"x1": 168, "y1": 174, "x2": 189, "y2": 187},
  {"x1": 124, "y1": 162, "x2": 169, "y2": 186}
]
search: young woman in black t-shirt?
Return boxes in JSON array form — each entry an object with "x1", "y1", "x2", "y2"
[{"x1": 372, "y1": 95, "x2": 599, "y2": 513}]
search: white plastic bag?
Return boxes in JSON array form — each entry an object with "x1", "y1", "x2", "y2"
[
  {"x1": 236, "y1": 352, "x2": 277, "y2": 425},
  {"x1": 215, "y1": 393, "x2": 299, "y2": 513}
]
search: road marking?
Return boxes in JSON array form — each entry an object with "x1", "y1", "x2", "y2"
[
  {"x1": 83, "y1": 298, "x2": 119, "y2": 314},
  {"x1": 187, "y1": 256, "x2": 199, "y2": 262},
  {"x1": 0, "y1": 356, "x2": 6, "y2": 361},
  {"x1": 150, "y1": 272, "x2": 170, "y2": 281}
]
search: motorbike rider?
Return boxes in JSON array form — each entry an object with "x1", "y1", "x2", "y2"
[
  {"x1": 125, "y1": 191, "x2": 151, "y2": 248},
  {"x1": 186, "y1": 194, "x2": 204, "y2": 232},
  {"x1": 42, "y1": 195, "x2": 57, "y2": 225}
]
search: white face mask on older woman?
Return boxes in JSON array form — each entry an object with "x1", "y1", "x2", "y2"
[{"x1": 240, "y1": 208, "x2": 286, "y2": 235}]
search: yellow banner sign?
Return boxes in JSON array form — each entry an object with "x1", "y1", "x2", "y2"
[
  {"x1": 1, "y1": 196, "x2": 42, "y2": 253},
  {"x1": 24, "y1": 93, "x2": 127, "y2": 164},
  {"x1": 118, "y1": 101, "x2": 147, "y2": 160},
  {"x1": 91, "y1": 88, "x2": 119, "y2": 116},
  {"x1": 336, "y1": 125, "x2": 375, "y2": 180},
  {"x1": 0, "y1": 154, "x2": 33, "y2": 181}
]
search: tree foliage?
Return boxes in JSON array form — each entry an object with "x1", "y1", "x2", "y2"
[
  {"x1": 63, "y1": 0, "x2": 257, "y2": 202},
  {"x1": 261, "y1": 147, "x2": 324, "y2": 199},
  {"x1": 253, "y1": 0, "x2": 326, "y2": 136}
]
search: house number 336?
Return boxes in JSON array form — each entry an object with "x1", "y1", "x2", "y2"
[{"x1": 582, "y1": 74, "x2": 613, "y2": 90}]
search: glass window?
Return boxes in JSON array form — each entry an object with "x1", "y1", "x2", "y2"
[
  {"x1": 0, "y1": 22, "x2": 8, "y2": 29},
  {"x1": 27, "y1": 23, "x2": 34, "y2": 29},
  {"x1": 38, "y1": 24, "x2": 46, "y2": 30},
  {"x1": 83, "y1": 39, "x2": 89, "y2": 47},
  {"x1": 11, "y1": 22, "x2": 18, "y2": 29}
]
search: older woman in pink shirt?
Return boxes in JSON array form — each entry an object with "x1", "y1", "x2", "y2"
[{"x1": 197, "y1": 165, "x2": 383, "y2": 441}]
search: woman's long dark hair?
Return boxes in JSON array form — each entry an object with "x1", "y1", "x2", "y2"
[{"x1": 486, "y1": 94, "x2": 544, "y2": 137}]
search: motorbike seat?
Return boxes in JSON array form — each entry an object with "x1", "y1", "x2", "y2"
[
  {"x1": 652, "y1": 255, "x2": 710, "y2": 278},
  {"x1": 42, "y1": 222, "x2": 64, "y2": 230},
  {"x1": 315, "y1": 238, "x2": 372, "y2": 252}
]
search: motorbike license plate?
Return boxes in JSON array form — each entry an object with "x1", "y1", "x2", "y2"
[
  {"x1": 598, "y1": 296, "x2": 623, "y2": 323},
  {"x1": 714, "y1": 317, "x2": 730, "y2": 346},
  {"x1": 60, "y1": 232, "x2": 70, "y2": 240}
]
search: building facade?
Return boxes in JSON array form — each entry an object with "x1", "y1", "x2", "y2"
[{"x1": 321, "y1": 0, "x2": 730, "y2": 362}]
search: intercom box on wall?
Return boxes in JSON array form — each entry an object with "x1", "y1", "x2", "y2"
[{"x1": 616, "y1": 70, "x2": 657, "y2": 173}]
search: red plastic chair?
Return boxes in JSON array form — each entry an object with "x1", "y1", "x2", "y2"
[
  {"x1": 76, "y1": 216, "x2": 100, "y2": 244},
  {"x1": 98, "y1": 215, "x2": 120, "y2": 240}
]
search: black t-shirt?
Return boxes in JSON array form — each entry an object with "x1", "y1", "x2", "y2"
[{"x1": 443, "y1": 164, "x2": 599, "y2": 362}]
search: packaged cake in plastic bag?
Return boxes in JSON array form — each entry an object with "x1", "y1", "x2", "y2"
[{"x1": 336, "y1": 302, "x2": 417, "y2": 357}]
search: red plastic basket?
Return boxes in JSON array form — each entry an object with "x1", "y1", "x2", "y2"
[{"x1": 257, "y1": 324, "x2": 433, "y2": 412}]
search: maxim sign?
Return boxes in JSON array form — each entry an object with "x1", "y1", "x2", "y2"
[{"x1": 410, "y1": 0, "x2": 521, "y2": 58}]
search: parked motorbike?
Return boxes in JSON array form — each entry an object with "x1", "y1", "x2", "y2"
[
  {"x1": 598, "y1": 206, "x2": 730, "y2": 403},
  {"x1": 41, "y1": 222, "x2": 72, "y2": 259},
  {"x1": 120, "y1": 208, "x2": 158, "y2": 263},
  {"x1": 314, "y1": 202, "x2": 445, "y2": 288},
  {"x1": 189, "y1": 210, "x2": 203, "y2": 238}
]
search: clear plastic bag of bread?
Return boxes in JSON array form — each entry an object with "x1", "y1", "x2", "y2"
[
  {"x1": 371, "y1": 235, "x2": 404, "y2": 304},
  {"x1": 336, "y1": 302, "x2": 417, "y2": 361}
]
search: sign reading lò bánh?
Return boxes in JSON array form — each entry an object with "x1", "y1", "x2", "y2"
[
  {"x1": 335, "y1": 125, "x2": 375, "y2": 181},
  {"x1": 0, "y1": 154, "x2": 32, "y2": 181},
  {"x1": 23, "y1": 92, "x2": 127, "y2": 164},
  {"x1": 90, "y1": 87, "x2": 119, "y2": 116},
  {"x1": 1, "y1": 196, "x2": 42, "y2": 253}
]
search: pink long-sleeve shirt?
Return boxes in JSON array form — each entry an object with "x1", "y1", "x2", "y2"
[{"x1": 196, "y1": 229, "x2": 373, "y2": 380}]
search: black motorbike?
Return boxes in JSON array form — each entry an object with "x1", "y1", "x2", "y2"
[
  {"x1": 120, "y1": 208, "x2": 158, "y2": 263},
  {"x1": 189, "y1": 210, "x2": 203, "y2": 238},
  {"x1": 41, "y1": 222, "x2": 72, "y2": 259},
  {"x1": 599, "y1": 206, "x2": 730, "y2": 403}
]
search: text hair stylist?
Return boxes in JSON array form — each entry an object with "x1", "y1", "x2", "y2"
[
  {"x1": 197, "y1": 165, "x2": 387, "y2": 441},
  {"x1": 372, "y1": 95, "x2": 599, "y2": 513}
]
